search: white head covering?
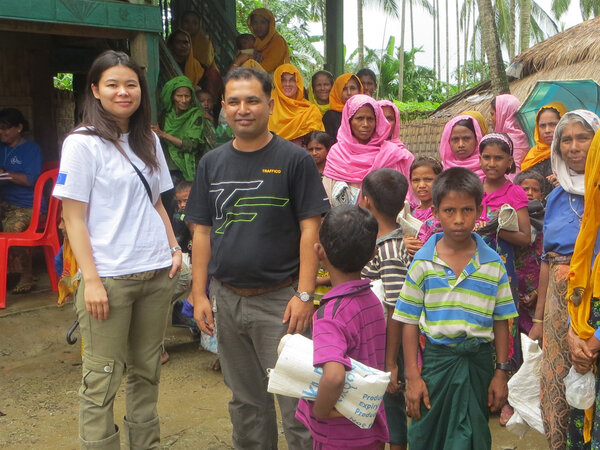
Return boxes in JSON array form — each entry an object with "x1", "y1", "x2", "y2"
[{"x1": 551, "y1": 109, "x2": 600, "y2": 195}]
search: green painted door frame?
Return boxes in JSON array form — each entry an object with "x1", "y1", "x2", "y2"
[{"x1": 325, "y1": 0, "x2": 344, "y2": 77}]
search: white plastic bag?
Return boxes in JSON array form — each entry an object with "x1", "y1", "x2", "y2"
[
  {"x1": 396, "y1": 201, "x2": 423, "y2": 238},
  {"x1": 564, "y1": 366, "x2": 595, "y2": 410},
  {"x1": 267, "y1": 334, "x2": 390, "y2": 429},
  {"x1": 506, "y1": 333, "x2": 544, "y2": 436}
]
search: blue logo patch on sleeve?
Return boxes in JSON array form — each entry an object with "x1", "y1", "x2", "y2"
[{"x1": 56, "y1": 172, "x2": 67, "y2": 185}]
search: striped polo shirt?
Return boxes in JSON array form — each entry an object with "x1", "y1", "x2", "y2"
[{"x1": 393, "y1": 233, "x2": 517, "y2": 346}]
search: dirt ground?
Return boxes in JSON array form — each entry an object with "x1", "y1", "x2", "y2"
[{"x1": 0, "y1": 277, "x2": 550, "y2": 449}]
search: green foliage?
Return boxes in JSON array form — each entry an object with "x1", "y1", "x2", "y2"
[
  {"x1": 53, "y1": 73, "x2": 73, "y2": 91},
  {"x1": 394, "y1": 99, "x2": 441, "y2": 120}
]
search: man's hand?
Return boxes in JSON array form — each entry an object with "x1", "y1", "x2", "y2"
[
  {"x1": 192, "y1": 293, "x2": 215, "y2": 336},
  {"x1": 282, "y1": 295, "x2": 313, "y2": 334},
  {"x1": 405, "y1": 376, "x2": 430, "y2": 419},
  {"x1": 488, "y1": 370, "x2": 508, "y2": 412}
]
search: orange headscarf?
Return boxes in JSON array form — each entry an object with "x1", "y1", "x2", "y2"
[
  {"x1": 268, "y1": 64, "x2": 325, "y2": 141},
  {"x1": 168, "y1": 29, "x2": 204, "y2": 86},
  {"x1": 521, "y1": 102, "x2": 567, "y2": 171},
  {"x1": 247, "y1": 8, "x2": 290, "y2": 73},
  {"x1": 329, "y1": 74, "x2": 363, "y2": 112}
]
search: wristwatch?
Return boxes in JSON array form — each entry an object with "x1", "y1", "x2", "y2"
[
  {"x1": 170, "y1": 245, "x2": 182, "y2": 255},
  {"x1": 295, "y1": 291, "x2": 314, "y2": 303},
  {"x1": 495, "y1": 361, "x2": 511, "y2": 371}
]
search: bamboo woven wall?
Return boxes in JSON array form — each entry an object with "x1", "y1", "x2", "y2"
[{"x1": 399, "y1": 118, "x2": 447, "y2": 159}]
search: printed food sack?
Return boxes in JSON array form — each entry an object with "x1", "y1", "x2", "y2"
[{"x1": 267, "y1": 334, "x2": 390, "y2": 429}]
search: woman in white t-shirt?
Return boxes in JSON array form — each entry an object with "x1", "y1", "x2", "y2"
[{"x1": 53, "y1": 51, "x2": 182, "y2": 449}]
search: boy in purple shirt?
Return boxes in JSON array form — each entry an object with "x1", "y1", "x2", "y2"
[{"x1": 296, "y1": 205, "x2": 389, "y2": 449}]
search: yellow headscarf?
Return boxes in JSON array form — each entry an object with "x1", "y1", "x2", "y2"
[
  {"x1": 268, "y1": 64, "x2": 325, "y2": 141},
  {"x1": 308, "y1": 87, "x2": 330, "y2": 116},
  {"x1": 461, "y1": 110, "x2": 489, "y2": 135},
  {"x1": 247, "y1": 8, "x2": 290, "y2": 73},
  {"x1": 567, "y1": 129, "x2": 600, "y2": 444},
  {"x1": 168, "y1": 29, "x2": 204, "y2": 86},
  {"x1": 521, "y1": 102, "x2": 567, "y2": 171},
  {"x1": 329, "y1": 74, "x2": 363, "y2": 112}
]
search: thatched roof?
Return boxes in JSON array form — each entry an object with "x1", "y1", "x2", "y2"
[
  {"x1": 427, "y1": 15, "x2": 600, "y2": 120},
  {"x1": 398, "y1": 16, "x2": 600, "y2": 155}
]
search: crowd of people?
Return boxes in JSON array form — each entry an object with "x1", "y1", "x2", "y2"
[{"x1": 1, "y1": 6, "x2": 597, "y2": 450}]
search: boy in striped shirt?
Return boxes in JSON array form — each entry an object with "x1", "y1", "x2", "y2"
[
  {"x1": 386, "y1": 168, "x2": 518, "y2": 450},
  {"x1": 360, "y1": 169, "x2": 411, "y2": 450}
]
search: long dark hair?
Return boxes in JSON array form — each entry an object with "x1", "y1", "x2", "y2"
[{"x1": 78, "y1": 50, "x2": 158, "y2": 171}]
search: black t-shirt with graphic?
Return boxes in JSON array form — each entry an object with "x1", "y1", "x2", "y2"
[{"x1": 186, "y1": 134, "x2": 330, "y2": 288}]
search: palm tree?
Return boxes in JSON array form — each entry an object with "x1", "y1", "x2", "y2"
[
  {"x1": 356, "y1": 0, "x2": 400, "y2": 69},
  {"x1": 552, "y1": 0, "x2": 599, "y2": 20},
  {"x1": 476, "y1": 0, "x2": 510, "y2": 93}
]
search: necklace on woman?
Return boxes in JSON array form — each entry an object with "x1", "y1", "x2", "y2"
[{"x1": 568, "y1": 194, "x2": 583, "y2": 225}]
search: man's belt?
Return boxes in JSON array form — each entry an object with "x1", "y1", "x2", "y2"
[{"x1": 221, "y1": 276, "x2": 296, "y2": 297}]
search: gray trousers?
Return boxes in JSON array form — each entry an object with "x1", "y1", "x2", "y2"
[
  {"x1": 76, "y1": 268, "x2": 177, "y2": 449},
  {"x1": 210, "y1": 278, "x2": 312, "y2": 450}
]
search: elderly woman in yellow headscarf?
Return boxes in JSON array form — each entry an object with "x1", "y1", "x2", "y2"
[
  {"x1": 247, "y1": 8, "x2": 290, "y2": 74},
  {"x1": 521, "y1": 102, "x2": 567, "y2": 194},
  {"x1": 322, "y1": 73, "x2": 363, "y2": 142},
  {"x1": 268, "y1": 64, "x2": 324, "y2": 147},
  {"x1": 565, "y1": 128, "x2": 600, "y2": 447}
]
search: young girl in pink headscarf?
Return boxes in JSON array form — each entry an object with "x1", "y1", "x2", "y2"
[
  {"x1": 438, "y1": 114, "x2": 485, "y2": 178},
  {"x1": 491, "y1": 94, "x2": 529, "y2": 171},
  {"x1": 379, "y1": 99, "x2": 416, "y2": 204},
  {"x1": 322, "y1": 94, "x2": 413, "y2": 206}
]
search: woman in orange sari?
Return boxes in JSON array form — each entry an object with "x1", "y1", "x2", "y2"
[
  {"x1": 322, "y1": 74, "x2": 363, "y2": 142},
  {"x1": 247, "y1": 8, "x2": 289, "y2": 74},
  {"x1": 166, "y1": 29, "x2": 204, "y2": 86},
  {"x1": 268, "y1": 64, "x2": 324, "y2": 147}
]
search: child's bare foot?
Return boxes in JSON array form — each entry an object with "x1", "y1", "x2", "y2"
[
  {"x1": 161, "y1": 351, "x2": 170, "y2": 365},
  {"x1": 209, "y1": 358, "x2": 221, "y2": 371}
]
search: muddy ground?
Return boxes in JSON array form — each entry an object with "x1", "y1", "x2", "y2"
[{"x1": 0, "y1": 278, "x2": 549, "y2": 449}]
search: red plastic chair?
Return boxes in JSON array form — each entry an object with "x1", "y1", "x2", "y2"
[{"x1": 0, "y1": 169, "x2": 61, "y2": 308}]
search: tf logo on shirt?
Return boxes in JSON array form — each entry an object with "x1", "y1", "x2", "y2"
[{"x1": 209, "y1": 180, "x2": 289, "y2": 234}]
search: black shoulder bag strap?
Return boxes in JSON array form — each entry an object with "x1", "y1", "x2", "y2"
[{"x1": 113, "y1": 140, "x2": 153, "y2": 202}]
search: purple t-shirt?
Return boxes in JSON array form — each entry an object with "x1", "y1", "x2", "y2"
[
  {"x1": 296, "y1": 278, "x2": 389, "y2": 447},
  {"x1": 481, "y1": 179, "x2": 529, "y2": 220}
]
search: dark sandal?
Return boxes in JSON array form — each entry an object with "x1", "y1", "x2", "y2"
[{"x1": 12, "y1": 282, "x2": 34, "y2": 294}]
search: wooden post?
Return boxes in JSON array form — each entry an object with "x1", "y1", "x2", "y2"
[{"x1": 325, "y1": 0, "x2": 344, "y2": 77}]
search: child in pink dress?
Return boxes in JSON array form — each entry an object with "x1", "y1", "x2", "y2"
[{"x1": 404, "y1": 157, "x2": 443, "y2": 256}]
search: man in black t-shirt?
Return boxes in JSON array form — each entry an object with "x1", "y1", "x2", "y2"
[{"x1": 185, "y1": 67, "x2": 329, "y2": 449}]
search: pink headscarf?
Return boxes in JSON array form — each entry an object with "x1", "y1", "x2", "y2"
[
  {"x1": 439, "y1": 114, "x2": 485, "y2": 178},
  {"x1": 378, "y1": 99, "x2": 417, "y2": 203},
  {"x1": 323, "y1": 95, "x2": 413, "y2": 184},
  {"x1": 493, "y1": 94, "x2": 529, "y2": 171}
]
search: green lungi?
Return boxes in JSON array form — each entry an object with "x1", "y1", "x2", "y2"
[{"x1": 408, "y1": 339, "x2": 494, "y2": 450}]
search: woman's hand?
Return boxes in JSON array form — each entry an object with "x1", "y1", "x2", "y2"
[
  {"x1": 529, "y1": 322, "x2": 543, "y2": 343},
  {"x1": 151, "y1": 125, "x2": 166, "y2": 139},
  {"x1": 568, "y1": 326, "x2": 596, "y2": 374},
  {"x1": 84, "y1": 277, "x2": 109, "y2": 321},
  {"x1": 169, "y1": 251, "x2": 182, "y2": 278}
]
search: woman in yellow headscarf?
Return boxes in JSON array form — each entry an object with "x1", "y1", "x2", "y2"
[
  {"x1": 461, "y1": 110, "x2": 489, "y2": 135},
  {"x1": 166, "y1": 29, "x2": 204, "y2": 86},
  {"x1": 565, "y1": 128, "x2": 600, "y2": 447},
  {"x1": 268, "y1": 64, "x2": 324, "y2": 145},
  {"x1": 308, "y1": 70, "x2": 334, "y2": 116},
  {"x1": 322, "y1": 73, "x2": 363, "y2": 142},
  {"x1": 247, "y1": 8, "x2": 290, "y2": 74},
  {"x1": 521, "y1": 102, "x2": 567, "y2": 193}
]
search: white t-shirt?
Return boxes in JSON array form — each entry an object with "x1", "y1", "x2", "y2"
[{"x1": 53, "y1": 130, "x2": 174, "y2": 276}]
